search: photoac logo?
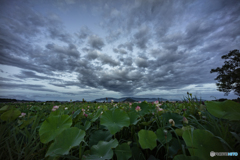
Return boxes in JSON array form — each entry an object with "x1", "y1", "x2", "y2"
[
  {"x1": 210, "y1": 151, "x2": 238, "y2": 157},
  {"x1": 210, "y1": 151, "x2": 215, "y2": 157}
]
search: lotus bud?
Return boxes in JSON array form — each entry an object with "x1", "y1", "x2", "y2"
[
  {"x1": 198, "y1": 112, "x2": 201, "y2": 116},
  {"x1": 163, "y1": 129, "x2": 168, "y2": 136},
  {"x1": 183, "y1": 117, "x2": 188, "y2": 124},
  {"x1": 169, "y1": 119, "x2": 175, "y2": 126}
]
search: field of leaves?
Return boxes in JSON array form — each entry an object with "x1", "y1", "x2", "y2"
[{"x1": 0, "y1": 93, "x2": 239, "y2": 160}]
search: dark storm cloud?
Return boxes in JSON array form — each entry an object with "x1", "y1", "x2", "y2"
[
  {"x1": 105, "y1": 30, "x2": 121, "y2": 43},
  {"x1": 135, "y1": 57, "x2": 148, "y2": 68},
  {"x1": 85, "y1": 50, "x2": 120, "y2": 66},
  {"x1": 118, "y1": 42, "x2": 134, "y2": 52},
  {"x1": 75, "y1": 26, "x2": 92, "y2": 42},
  {"x1": 112, "y1": 48, "x2": 128, "y2": 55},
  {"x1": 48, "y1": 27, "x2": 73, "y2": 43},
  {"x1": 88, "y1": 35, "x2": 105, "y2": 50},
  {"x1": 0, "y1": 82, "x2": 58, "y2": 92},
  {"x1": 133, "y1": 26, "x2": 151, "y2": 50},
  {"x1": 1, "y1": 0, "x2": 240, "y2": 100},
  {"x1": 13, "y1": 70, "x2": 61, "y2": 82}
]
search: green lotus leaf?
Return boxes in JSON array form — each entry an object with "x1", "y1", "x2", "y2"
[
  {"x1": 0, "y1": 109, "x2": 21, "y2": 121},
  {"x1": 175, "y1": 126, "x2": 193, "y2": 137},
  {"x1": 168, "y1": 138, "x2": 183, "y2": 158},
  {"x1": 72, "y1": 109, "x2": 82, "y2": 119},
  {"x1": 148, "y1": 155, "x2": 160, "y2": 160},
  {"x1": 89, "y1": 130, "x2": 112, "y2": 147},
  {"x1": 39, "y1": 115, "x2": 72, "y2": 144},
  {"x1": 19, "y1": 115, "x2": 37, "y2": 129},
  {"x1": 100, "y1": 109, "x2": 130, "y2": 135},
  {"x1": 205, "y1": 100, "x2": 240, "y2": 120},
  {"x1": 91, "y1": 109, "x2": 102, "y2": 122},
  {"x1": 45, "y1": 127, "x2": 85, "y2": 157},
  {"x1": 182, "y1": 129, "x2": 227, "y2": 160},
  {"x1": 115, "y1": 143, "x2": 132, "y2": 160},
  {"x1": 127, "y1": 111, "x2": 140, "y2": 125},
  {"x1": 173, "y1": 155, "x2": 200, "y2": 160},
  {"x1": 0, "y1": 105, "x2": 10, "y2": 113},
  {"x1": 83, "y1": 139, "x2": 118, "y2": 160},
  {"x1": 161, "y1": 112, "x2": 183, "y2": 128},
  {"x1": 156, "y1": 128, "x2": 172, "y2": 144},
  {"x1": 138, "y1": 130, "x2": 157, "y2": 150},
  {"x1": 131, "y1": 142, "x2": 145, "y2": 160}
]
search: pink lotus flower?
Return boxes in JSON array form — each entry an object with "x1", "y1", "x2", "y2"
[
  {"x1": 52, "y1": 108, "x2": 56, "y2": 112},
  {"x1": 98, "y1": 106, "x2": 100, "y2": 109},
  {"x1": 84, "y1": 114, "x2": 88, "y2": 117},
  {"x1": 88, "y1": 106, "x2": 90, "y2": 108},
  {"x1": 135, "y1": 106, "x2": 141, "y2": 112},
  {"x1": 19, "y1": 113, "x2": 26, "y2": 118},
  {"x1": 82, "y1": 109, "x2": 85, "y2": 112},
  {"x1": 158, "y1": 108, "x2": 163, "y2": 112},
  {"x1": 53, "y1": 106, "x2": 59, "y2": 109},
  {"x1": 129, "y1": 103, "x2": 132, "y2": 106},
  {"x1": 138, "y1": 101, "x2": 141, "y2": 103}
]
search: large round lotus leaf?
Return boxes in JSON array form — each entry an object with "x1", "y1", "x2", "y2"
[
  {"x1": 0, "y1": 105, "x2": 10, "y2": 113},
  {"x1": 138, "y1": 130, "x2": 157, "y2": 150},
  {"x1": 39, "y1": 115, "x2": 72, "y2": 144},
  {"x1": 156, "y1": 128, "x2": 172, "y2": 144},
  {"x1": 100, "y1": 109, "x2": 130, "y2": 135},
  {"x1": 182, "y1": 129, "x2": 228, "y2": 160},
  {"x1": 131, "y1": 142, "x2": 145, "y2": 160},
  {"x1": 161, "y1": 112, "x2": 183, "y2": 128},
  {"x1": 115, "y1": 143, "x2": 132, "y2": 160},
  {"x1": 89, "y1": 130, "x2": 112, "y2": 147},
  {"x1": 205, "y1": 100, "x2": 240, "y2": 120},
  {"x1": 0, "y1": 109, "x2": 21, "y2": 121},
  {"x1": 45, "y1": 127, "x2": 85, "y2": 157},
  {"x1": 173, "y1": 155, "x2": 200, "y2": 160},
  {"x1": 168, "y1": 138, "x2": 183, "y2": 158},
  {"x1": 127, "y1": 111, "x2": 140, "y2": 125},
  {"x1": 83, "y1": 139, "x2": 118, "y2": 160}
]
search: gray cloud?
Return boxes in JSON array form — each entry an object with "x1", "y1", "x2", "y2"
[
  {"x1": 88, "y1": 35, "x2": 105, "y2": 50},
  {"x1": 1, "y1": 0, "x2": 240, "y2": 101}
]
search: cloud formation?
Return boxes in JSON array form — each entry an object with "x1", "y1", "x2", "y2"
[{"x1": 0, "y1": 0, "x2": 240, "y2": 101}]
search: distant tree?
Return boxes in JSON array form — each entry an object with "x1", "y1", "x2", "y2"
[{"x1": 210, "y1": 49, "x2": 240, "y2": 97}]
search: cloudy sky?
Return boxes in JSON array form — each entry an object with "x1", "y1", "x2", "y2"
[{"x1": 0, "y1": 0, "x2": 239, "y2": 101}]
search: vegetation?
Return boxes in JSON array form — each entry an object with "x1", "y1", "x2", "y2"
[
  {"x1": 210, "y1": 49, "x2": 240, "y2": 97},
  {"x1": 0, "y1": 93, "x2": 239, "y2": 160}
]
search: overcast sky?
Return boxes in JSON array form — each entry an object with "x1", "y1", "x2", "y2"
[{"x1": 0, "y1": 0, "x2": 240, "y2": 101}]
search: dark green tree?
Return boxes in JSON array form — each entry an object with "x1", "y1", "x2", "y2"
[{"x1": 210, "y1": 49, "x2": 240, "y2": 97}]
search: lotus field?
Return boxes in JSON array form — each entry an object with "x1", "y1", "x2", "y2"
[{"x1": 0, "y1": 93, "x2": 240, "y2": 160}]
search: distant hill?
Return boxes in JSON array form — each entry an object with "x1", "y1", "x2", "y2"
[
  {"x1": 91, "y1": 97, "x2": 174, "y2": 102},
  {"x1": 123, "y1": 98, "x2": 136, "y2": 102}
]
